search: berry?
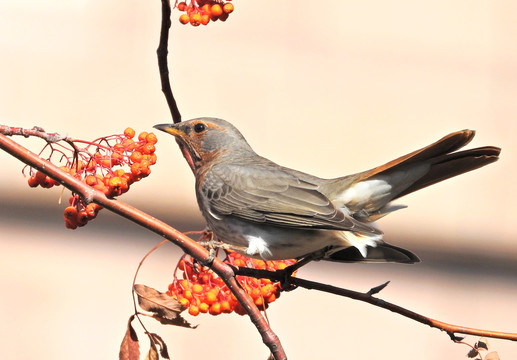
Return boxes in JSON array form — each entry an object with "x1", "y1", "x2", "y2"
[
  {"x1": 177, "y1": 2, "x2": 187, "y2": 11},
  {"x1": 223, "y1": 2, "x2": 234, "y2": 14},
  {"x1": 124, "y1": 127, "x2": 136, "y2": 139},
  {"x1": 179, "y1": 13, "x2": 190, "y2": 24},
  {"x1": 211, "y1": 3, "x2": 223, "y2": 16}
]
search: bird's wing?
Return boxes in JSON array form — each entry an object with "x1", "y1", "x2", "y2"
[{"x1": 202, "y1": 163, "x2": 381, "y2": 235}]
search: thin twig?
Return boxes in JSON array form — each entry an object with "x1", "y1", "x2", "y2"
[
  {"x1": 232, "y1": 266, "x2": 517, "y2": 343},
  {"x1": 157, "y1": 0, "x2": 181, "y2": 123}
]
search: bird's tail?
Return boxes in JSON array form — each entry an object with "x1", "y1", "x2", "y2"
[{"x1": 326, "y1": 130, "x2": 500, "y2": 222}]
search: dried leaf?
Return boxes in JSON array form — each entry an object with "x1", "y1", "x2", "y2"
[
  {"x1": 149, "y1": 333, "x2": 170, "y2": 359},
  {"x1": 467, "y1": 348, "x2": 479, "y2": 358},
  {"x1": 119, "y1": 315, "x2": 140, "y2": 360},
  {"x1": 145, "y1": 343, "x2": 159, "y2": 360},
  {"x1": 485, "y1": 352, "x2": 500, "y2": 360},
  {"x1": 476, "y1": 338, "x2": 489, "y2": 351},
  {"x1": 134, "y1": 284, "x2": 195, "y2": 328}
]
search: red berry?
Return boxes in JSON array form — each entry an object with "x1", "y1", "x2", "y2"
[
  {"x1": 211, "y1": 3, "x2": 223, "y2": 16},
  {"x1": 179, "y1": 13, "x2": 190, "y2": 24},
  {"x1": 124, "y1": 127, "x2": 136, "y2": 139},
  {"x1": 177, "y1": 1, "x2": 187, "y2": 11},
  {"x1": 223, "y1": 3, "x2": 234, "y2": 14}
]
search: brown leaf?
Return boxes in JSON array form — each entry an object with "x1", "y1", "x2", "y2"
[
  {"x1": 134, "y1": 284, "x2": 195, "y2": 328},
  {"x1": 485, "y1": 352, "x2": 500, "y2": 360},
  {"x1": 476, "y1": 338, "x2": 489, "y2": 351},
  {"x1": 467, "y1": 348, "x2": 479, "y2": 358},
  {"x1": 149, "y1": 333, "x2": 170, "y2": 359},
  {"x1": 119, "y1": 315, "x2": 140, "y2": 360},
  {"x1": 145, "y1": 343, "x2": 159, "y2": 360}
]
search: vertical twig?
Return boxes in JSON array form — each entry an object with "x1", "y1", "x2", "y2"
[{"x1": 157, "y1": 0, "x2": 182, "y2": 123}]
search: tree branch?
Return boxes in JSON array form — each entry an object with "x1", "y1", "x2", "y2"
[
  {"x1": 233, "y1": 266, "x2": 517, "y2": 343},
  {"x1": 157, "y1": 0, "x2": 181, "y2": 123},
  {"x1": 0, "y1": 132, "x2": 286, "y2": 360}
]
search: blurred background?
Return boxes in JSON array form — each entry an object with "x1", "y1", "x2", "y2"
[{"x1": 0, "y1": 0, "x2": 516, "y2": 359}]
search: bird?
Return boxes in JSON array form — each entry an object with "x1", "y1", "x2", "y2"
[{"x1": 154, "y1": 118, "x2": 500, "y2": 264}]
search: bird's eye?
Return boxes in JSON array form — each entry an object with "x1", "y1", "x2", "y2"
[{"x1": 194, "y1": 123, "x2": 206, "y2": 133}]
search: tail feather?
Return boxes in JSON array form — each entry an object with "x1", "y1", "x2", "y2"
[
  {"x1": 328, "y1": 130, "x2": 500, "y2": 217},
  {"x1": 394, "y1": 145, "x2": 500, "y2": 199},
  {"x1": 327, "y1": 242, "x2": 420, "y2": 263}
]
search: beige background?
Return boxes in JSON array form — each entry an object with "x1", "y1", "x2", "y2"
[{"x1": 0, "y1": 1, "x2": 516, "y2": 359}]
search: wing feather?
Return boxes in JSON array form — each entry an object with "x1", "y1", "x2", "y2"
[{"x1": 203, "y1": 163, "x2": 381, "y2": 235}]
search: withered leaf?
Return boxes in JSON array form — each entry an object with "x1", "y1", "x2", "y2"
[
  {"x1": 134, "y1": 284, "x2": 195, "y2": 328},
  {"x1": 119, "y1": 315, "x2": 140, "y2": 360},
  {"x1": 476, "y1": 338, "x2": 489, "y2": 351},
  {"x1": 467, "y1": 348, "x2": 479, "y2": 358},
  {"x1": 145, "y1": 343, "x2": 159, "y2": 360},
  {"x1": 485, "y1": 352, "x2": 500, "y2": 360},
  {"x1": 149, "y1": 333, "x2": 170, "y2": 359}
]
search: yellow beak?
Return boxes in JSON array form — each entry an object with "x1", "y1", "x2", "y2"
[{"x1": 153, "y1": 123, "x2": 183, "y2": 137}]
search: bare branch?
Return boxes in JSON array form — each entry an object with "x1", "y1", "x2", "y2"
[
  {"x1": 232, "y1": 266, "x2": 517, "y2": 343},
  {"x1": 157, "y1": 0, "x2": 181, "y2": 123}
]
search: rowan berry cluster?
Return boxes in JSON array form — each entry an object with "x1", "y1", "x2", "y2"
[
  {"x1": 26, "y1": 127, "x2": 157, "y2": 229},
  {"x1": 176, "y1": 0, "x2": 234, "y2": 26},
  {"x1": 167, "y1": 251, "x2": 297, "y2": 316}
]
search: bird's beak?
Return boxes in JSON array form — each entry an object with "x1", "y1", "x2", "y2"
[{"x1": 153, "y1": 123, "x2": 183, "y2": 137}]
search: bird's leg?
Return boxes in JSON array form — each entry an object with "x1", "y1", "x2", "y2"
[{"x1": 278, "y1": 248, "x2": 328, "y2": 291}]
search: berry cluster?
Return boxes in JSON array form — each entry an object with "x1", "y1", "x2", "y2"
[
  {"x1": 176, "y1": 0, "x2": 234, "y2": 26},
  {"x1": 26, "y1": 127, "x2": 157, "y2": 229},
  {"x1": 167, "y1": 251, "x2": 297, "y2": 316}
]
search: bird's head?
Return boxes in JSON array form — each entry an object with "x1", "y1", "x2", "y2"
[{"x1": 154, "y1": 117, "x2": 254, "y2": 171}]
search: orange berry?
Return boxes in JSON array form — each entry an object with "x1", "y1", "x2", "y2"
[
  {"x1": 27, "y1": 176, "x2": 39, "y2": 188},
  {"x1": 65, "y1": 218, "x2": 78, "y2": 229},
  {"x1": 276, "y1": 262, "x2": 288, "y2": 270},
  {"x1": 124, "y1": 127, "x2": 135, "y2": 139},
  {"x1": 184, "y1": 290, "x2": 193, "y2": 300},
  {"x1": 114, "y1": 169, "x2": 125, "y2": 177},
  {"x1": 254, "y1": 297, "x2": 264, "y2": 307},
  {"x1": 209, "y1": 303, "x2": 221, "y2": 315},
  {"x1": 190, "y1": 12, "x2": 201, "y2": 26},
  {"x1": 64, "y1": 206, "x2": 78, "y2": 220},
  {"x1": 76, "y1": 210, "x2": 89, "y2": 227},
  {"x1": 250, "y1": 288, "x2": 261, "y2": 300},
  {"x1": 200, "y1": 4, "x2": 211, "y2": 14},
  {"x1": 177, "y1": 1, "x2": 187, "y2": 11},
  {"x1": 266, "y1": 293, "x2": 277, "y2": 303},
  {"x1": 138, "y1": 131, "x2": 148, "y2": 142},
  {"x1": 148, "y1": 153, "x2": 157, "y2": 165},
  {"x1": 188, "y1": 305, "x2": 200, "y2": 316},
  {"x1": 179, "y1": 13, "x2": 190, "y2": 24},
  {"x1": 130, "y1": 162, "x2": 141, "y2": 176},
  {"x1": 220, "y1": 300, "x2": 232, "y2": 313},
  {"x1": 261, "y1": 284, "x2": 273, "y2": 298},
  {"x1": 84, "y1": 175, "x2": 97, "y2": 186},
  {"x1": 205, "y1": 291, "x2": 217, "y2": 304},
  {"x1": 199, "y1": 302, "x2": 209, "y2": 313},
  {"x1": 145, "y1": 133, "x2": 158, "y2": 145},
  {"x1": 110, "y1": 152, "x2": 123, "y2": 165},
  {"x1": 200, "y1": 13, "x2": 210, "y2": 25},
  {"x1": 85, "y1": 203, "x2": 99, "y2": 219},
  {"x1": 233, "y1": 259, "x2": 246, "y2": 267},
  {"x1": 179, "y1": 298, "x2": 190, "y2": 307},
  {"x1": 142, "y1": 143, "x2": 156, "y2": 155},
  {"x1": 223, "y1": 2, "x2": 234, "y2": 13},
  {"x1": 211, "y1": 3, "x2": 223, "y2": 16},
  {"x1": 180, "y1": 279, "x2": 189, "y2": 290},
  {"x1": 192, "y1": 284, "x2": 203, "y2": 295}
]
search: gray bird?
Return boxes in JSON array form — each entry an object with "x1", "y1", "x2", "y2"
[{"x1": 154, "y1": 118, "x2": 500, "y2": 263}]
